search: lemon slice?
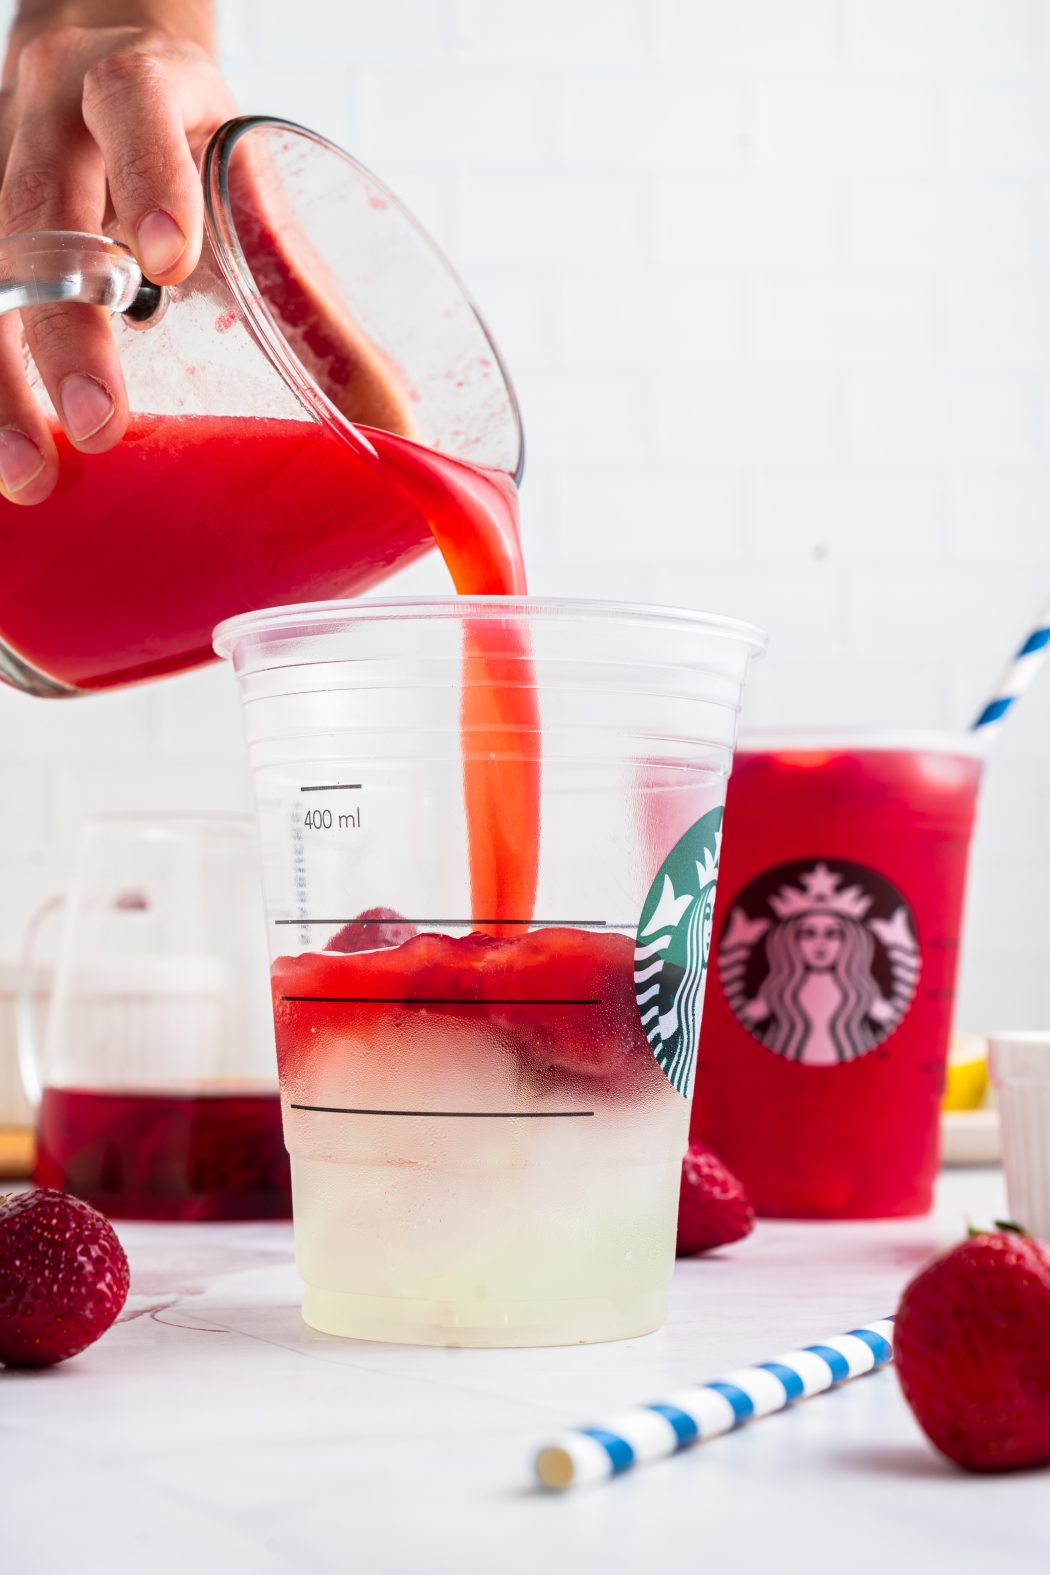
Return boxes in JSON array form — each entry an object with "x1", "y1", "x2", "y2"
[{"x1": 943, "y1": 1035, "x2": 989, "y2": 1111}]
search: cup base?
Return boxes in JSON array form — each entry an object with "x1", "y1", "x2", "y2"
[
  {"x1": 300, "y1": 1284, "x2": 666, "y2": 1348},
  {"x1": 751, "y1": 1193, "x2": 934, "y2": 1221}
]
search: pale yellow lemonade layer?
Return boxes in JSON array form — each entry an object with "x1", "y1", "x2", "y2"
[{"x1": 276, "y1": 981, "x2": 688, "y2": 1347}]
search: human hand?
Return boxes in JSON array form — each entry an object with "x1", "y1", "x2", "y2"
[{"x1": 0, "y1": 3, "x2": 235, "y2": 502}]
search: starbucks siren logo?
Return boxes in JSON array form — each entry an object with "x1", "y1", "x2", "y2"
[
  {"x1": 718, "y1": 858, "x2": 921, "y2": 1065},
  {"x1": 634, "y1": 808, "x2": 722, "y2": 1099}
]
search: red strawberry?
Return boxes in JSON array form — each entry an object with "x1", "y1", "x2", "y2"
[
  {"x1": 488, "y1": 928, "x2": 657, "y2": 1094},
  {"x1": 894, "y1": 1226, "x2": 1050, "y2": 1473},
  {"x1": 0, "y1": 1189, "x2": 130, "y2": 1368},
  {"x1": 676, "y1": 1142, "x2": 754, "y2": 1255},
  {"x1": 325, "y1": 907, "x2": 418, "y2": 954}
]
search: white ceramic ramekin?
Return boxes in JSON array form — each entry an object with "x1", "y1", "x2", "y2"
[{"x1": 989, "y1": 1033, "x2": 1050, "y2": 1240}]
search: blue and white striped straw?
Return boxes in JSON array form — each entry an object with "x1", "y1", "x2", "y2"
[
  {"x1": 534, "y1": 1317, "x2": 894, "y2": 1491},
  {"x1": 972, "y1": 597, "x2": 1050, "y2": 739}
]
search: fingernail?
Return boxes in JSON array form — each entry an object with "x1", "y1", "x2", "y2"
[
  {"x1": 137, "y1": 210, "x2": 187, "y2": 278},
  {"x1": 0, "y1": 428, "x2": 45, "y2": 493},
  {"x1": 60, "y1": 375, "x2": 115, "y2": 442}
]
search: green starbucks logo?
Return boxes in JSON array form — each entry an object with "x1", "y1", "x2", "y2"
[{"x1": 635, "y1": 808, "x2": 722, "y2": 1098}]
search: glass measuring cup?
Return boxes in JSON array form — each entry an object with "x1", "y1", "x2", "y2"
[
  {"x1": 17, "y1": 814, "x2": 289, "y2": 1221},
  {"x1": 216, "y1": 596, "x2": 766, "y2": 1347},
  {"x1": 0, "y1": 117, "x2": 522, "y2": 697}
]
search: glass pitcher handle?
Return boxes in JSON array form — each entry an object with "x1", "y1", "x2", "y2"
[
  {"x1": 0, "y1": 230, "x2": 163, "y2": 322},
  {"x1": 15, "y1": 895, "x2": 63, "y2": 1109}
]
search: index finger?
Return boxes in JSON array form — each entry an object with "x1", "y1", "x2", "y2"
[{"x1": 82, "y1": 46, "x2": 209, "y2": 284}]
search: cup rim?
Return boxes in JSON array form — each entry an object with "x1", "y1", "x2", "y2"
[
  {"x1": 989, "y1": 1033, "x2": 1050, "y2": 1088},
  {"x1": 738, "y1": 727, "x2": 987, "y2": 760},
  {"x1": 213, "y1": 594, "x2": 769, "y2": 661}
]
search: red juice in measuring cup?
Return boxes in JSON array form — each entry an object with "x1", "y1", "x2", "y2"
[
  {"x1": 0, "y1": 414, "x2": 435, "y2": 691},
  {"x1": 691, "y1": 735, "x2": 983, "y2": 1218}
]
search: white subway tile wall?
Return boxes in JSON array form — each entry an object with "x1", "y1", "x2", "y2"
[{"x1": 0, "y1": 0, "x2": 1048, "y2": 1035}]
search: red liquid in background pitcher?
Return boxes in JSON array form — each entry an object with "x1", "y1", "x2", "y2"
[
  {"x1": 691, "y1": 743, "x2": 982, "y2": 1219},
  {"x1": 35, "y1": 1086, "x2": 291, "y2": 1222}
]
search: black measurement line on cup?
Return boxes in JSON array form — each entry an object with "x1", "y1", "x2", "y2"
[
  {"x1": 273, "y1": 918, "x2": 635, "y2": 929},
  {"x1": 280, "y1": 996, "x2": 602, "y2": 1006},
  {"x1": 299, "y1": 783, "x2": 362, "y2": 793},
  {"x1": 290, "y1": 1103, "x2": 595, "y2": 1119}
]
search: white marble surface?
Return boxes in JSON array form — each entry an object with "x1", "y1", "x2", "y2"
[{"x1": 3, "y1": 1168, "x2": 1047, "y2": 1575}]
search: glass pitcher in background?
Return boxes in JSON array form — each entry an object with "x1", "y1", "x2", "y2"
[
  {"x1": 17, "y1": 813, "x2": 290, "y2": 1221},
  {"x1": 0, "y1": 117, "x2": 523, "y2": 697}
]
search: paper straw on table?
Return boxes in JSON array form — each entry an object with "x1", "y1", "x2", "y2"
[
  {"x1": 534, "y1": 1316, "x2": 894, "y2": 1492},
  {"x1": 971, "y1": 596, "x2": 1050, "y2": 739}
]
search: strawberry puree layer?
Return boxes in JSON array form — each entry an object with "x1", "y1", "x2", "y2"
[{"x1": 272, "y1": 928, "x2": 664, "y2": 1104}]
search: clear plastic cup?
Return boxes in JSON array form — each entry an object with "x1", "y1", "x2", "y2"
[
  {"x1": 990, "y1": 1033, "x2": 1050, "y2": 1239},
  {"x1": 216, "y1": 596, "x2": 765, "y2": 1347}
]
